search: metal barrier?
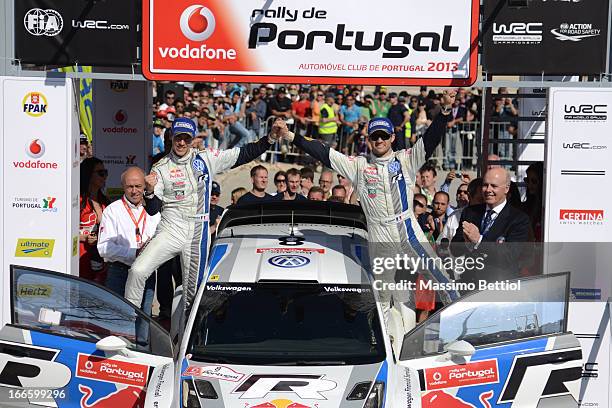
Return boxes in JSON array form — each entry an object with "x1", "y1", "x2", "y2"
[{"x1": 252, "y1": 117, "x2": 515, "y2": 170}]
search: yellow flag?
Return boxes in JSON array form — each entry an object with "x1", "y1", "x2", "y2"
[{"x1": 56, "y1": 66, "x2": 93, "y2": 142}]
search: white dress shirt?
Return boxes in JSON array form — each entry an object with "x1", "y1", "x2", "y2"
[
  {"x1": 438, "y1": 207, "x2": 464, "y2": 244},
  {"x1": 98, "y1": 196, "x2": 160, "y2": 266}
]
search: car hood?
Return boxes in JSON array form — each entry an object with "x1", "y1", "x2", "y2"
[{"x1": 181, "y1": 360, "x2": 387, "y2": 407}]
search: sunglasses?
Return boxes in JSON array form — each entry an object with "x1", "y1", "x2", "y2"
[
  {"x1": 95, "y1": 169, "x2": 108, "y2": 177},
  {"x1": 413, "y1": 200, "x2": 426, "y2": 208},
  {"x1": 369, "y1": 133, "x2": 392, "y2": 142},
  {"x1": 275, "y1": 179, "x2": 286, "y2": 184}
]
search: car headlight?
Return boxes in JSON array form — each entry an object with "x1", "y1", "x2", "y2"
[
  {"x1": 347, "y1": 381, "x2": 372, "y2": 400},
  {"x1": 363, "y1": 381, "x2": 385, "y2": 408}
]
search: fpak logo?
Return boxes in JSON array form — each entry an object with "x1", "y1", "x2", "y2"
[
  {"x1": 15, "y1": 238, "x2": 55, "y2": 258},
  {"x1": 22, "y1": 92, "x2": 48, "y2": 117},
  {"x1": 493, "y1": 22, "x2": 543, "y2": 44},
  {"x1": 14, "y1": 139, "x2": 58, "y2": 170},
  {"x1": 552, "y1": 23, "x2": 601, "y2": 41},
  {"x1": 560, "y1": 209, "x2": 604, "y2": 225},
  {"x1": 110, "y1": 81, "x2": 129, "y2": 92},
  {"x1": 563, "y1": 104, "x2": 607, "y2": 121},
  {"x1": 24, "y1": 8, "x2": 63, "y2": 36}
]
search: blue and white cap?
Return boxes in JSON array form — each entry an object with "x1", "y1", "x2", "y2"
[
  {"x1": 172, "y1": 117, "x2": 196, "y2": 138},
  {"x1": 367, "y1": 117, "x2": 394, "y2": 136}
]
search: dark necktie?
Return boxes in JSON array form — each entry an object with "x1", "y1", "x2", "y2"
[{"x1": 482, "y1": 209, "x2": 495, "y2": 235}]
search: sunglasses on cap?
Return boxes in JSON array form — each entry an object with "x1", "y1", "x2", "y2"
[
  {"x1": 413, "y1": 200, "x2": 425, "y2": 208},
  {"x1": 95, "y1": 169, "x2": 109, "y2": 177},
  {"x1": 369, "y1": 132, "x2": 392, "y2": 142}
]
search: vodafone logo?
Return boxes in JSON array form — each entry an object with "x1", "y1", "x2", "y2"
[
  {"x1": 14, "y1": 139, "x2": 58, "y2": 170},
  {"x1": 26, "y1": 139, "x2": 45, "y2": 158},
  {"x1": 113, "y1": 109, "x2": 128, "y2": 125},
  {"x1": 180, "y1": 5, "x2": 216, "y2": 41}
]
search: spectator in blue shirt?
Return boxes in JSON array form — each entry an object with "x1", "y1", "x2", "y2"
[{"x1": 152, "y1": 119, "x2": 165, "y2": 157}]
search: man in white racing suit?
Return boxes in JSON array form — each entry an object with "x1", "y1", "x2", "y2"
[
  {"x1": 125, "y1": 117, "x2": 280, "y2": 309},
  {"x1": 279, "y1": 91, "x2": 459, "y2": 328}
]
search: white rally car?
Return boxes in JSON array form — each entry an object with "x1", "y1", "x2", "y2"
[{"x1": 0, "y1": 201, "x2": 584, "y2": 408}]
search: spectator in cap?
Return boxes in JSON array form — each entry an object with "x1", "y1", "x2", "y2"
[
  {"x1": 318, "y1": 93, "x2": 340, "y2": 147},
  {"x1": 152, "y1": 119, "x2": 165, "y2": 157},
  {"x1": 292, "y1": 88, "x2": 312, "y2": 136},
  {"x1": 268, "y1": 86, "x2": 292, "y2": 120},
  {"x1": 372, "y1": 89, "x2": 390, "y2": 118},
  {"x1": 237, "y1": 165, "x2": 274, "y2": 204},
  {"x1": 245, "y1": 88, "x2": 267, "y2": 138},
  {"x1": 388, "y1": 92, "x2": 411, "y2": 151},
  {"x1": 339, "y1": 94, "x2": 362, "y2": 153},
  {"x1": 209, "y1": 181, "x2": 224, "y2": 238}
]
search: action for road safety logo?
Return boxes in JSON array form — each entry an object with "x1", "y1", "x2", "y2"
[
  {"x1": 15, "y1": 238, "x2": 55, "y2": 258},
  {"x1": 76, "y1": 354, "x2": 149, "y2": 387},
  {"x1": 424, "y1": 359, "x2": 499, "y2": 390}
]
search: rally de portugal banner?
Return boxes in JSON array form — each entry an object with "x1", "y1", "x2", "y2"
[{"x1": 143, "y1": 0, "x2": 479, "y2": 85}]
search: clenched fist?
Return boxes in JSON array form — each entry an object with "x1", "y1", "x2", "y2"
[{"x1": 145, "y1": 172, "x2": 158, "y2": 193}]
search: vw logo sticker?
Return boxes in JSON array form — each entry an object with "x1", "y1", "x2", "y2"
[
  {"x1": 192, "y1": 158, "x2": 205, "y2": 172},
  {"x1": 268, "y1": 255, "x2": 310, "y2": 268}
]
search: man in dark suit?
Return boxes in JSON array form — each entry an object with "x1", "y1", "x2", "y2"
[{"x1": 451, "y1": 167, "x2": 530, "y2": 284}]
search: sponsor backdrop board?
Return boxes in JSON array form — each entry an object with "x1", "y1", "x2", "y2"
[
  {"x1": 545, "y1": 88, "x2": 612, "y2": 408},
  {"x1": 14, "y1": 0, "x2": 140, "y2": 66},
  {"x1": 93, "y1": 80, "x2": 152, "y2": 200},
  {"x1": 1, "y1": 77, "x2": 80, "y2": 326},
  {"x1": 143, "y1": 0, "x2": 479, "y2": 86},
  {"x1": 482, "y1": 0, "x2": 609, "y2": 75}
]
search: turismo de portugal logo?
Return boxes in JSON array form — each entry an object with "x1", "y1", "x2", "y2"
[{"x1": 23, "y1": 92, "x2": 48, "y2": 117}]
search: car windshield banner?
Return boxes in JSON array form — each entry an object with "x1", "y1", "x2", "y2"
[
  {"x1": 143, "y1": 0, "x2": 479, "y2": 86},
  {"x1": 14, "y1": 0, "x2": 140, "y2": 66},
  {"x1": 482, "y1": 0, "x2": 609, "y2": 75}
]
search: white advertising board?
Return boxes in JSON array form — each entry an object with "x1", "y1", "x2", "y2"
[
  {"x1": 1, "y1": 77, "x2": 80, "y2": 326},
  {"x1": 545, "y1": 87, "x2": 612, "y2": 408},
  {"x1": 92, "y1": 80, "x2": 152, "y2": 200},
  {"x1": 143, "y1": 0, "x2": 479, "y2": 85}
]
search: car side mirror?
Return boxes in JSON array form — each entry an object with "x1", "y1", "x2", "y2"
[
  {"x1": 445, "y1": 340, "x2": 475, "y2": 358},
  {"x1": 96, "y1": 336, "x2": 129, "y2": 353}
]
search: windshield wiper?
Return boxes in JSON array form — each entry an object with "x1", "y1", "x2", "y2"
[{"x1": 269, "y1": 360, "x2": 347, "y2": 366}]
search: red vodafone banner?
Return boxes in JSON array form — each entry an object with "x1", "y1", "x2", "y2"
[{"x1": 143, "y1": 0, "x2": 478, "y2": 86}]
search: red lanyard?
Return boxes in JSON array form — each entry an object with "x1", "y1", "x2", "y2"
[{"x1": 121, "y1": 197, "x2": 147, "y2": 244}]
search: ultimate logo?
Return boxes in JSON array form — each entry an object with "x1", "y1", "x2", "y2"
[
  {"x1": 15, "y1": 238, "x2": 55, "y2": 258},
  {"x1": 22, "y1": 92, "x2": 48, "y2": 117}
]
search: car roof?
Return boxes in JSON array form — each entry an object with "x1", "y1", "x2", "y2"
[{"x1": 210, "y1": 222, "x2": 370, "y2": 285}]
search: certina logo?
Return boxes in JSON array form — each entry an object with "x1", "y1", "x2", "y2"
[
  {"x1": 552, "y1": 23, "x2": 601, "y2": 41},
  {"x1": 24, "y1": 8, "x2": 63, "y2": 36},
  {"x1": 562, "y1": 142, "x2": 607, "y2": 150},
  {"x1": 72, "y1": 19, "x2": 129, "y2": 30},
  {"x1": 563, "y1": 104, "x2": 607, "y2": 121},
  {"x1": 180, "y1": 5, "x2": 216, "y2": 41},
  {"x1": 560, "y1": 209, "x2": 604, "y2": 225},
  {"x1": 26, "y1": 139, "x2": 45, "y2": 158},
  {"x1": 22, "y1": 92, "x2": 48, "y2": 117},
  {"x1": 268, "y1": 255, "x2": 310, "y2": 268},
  {"x1": 492, "y1": 22, "x2": 543, "y2": 44}
]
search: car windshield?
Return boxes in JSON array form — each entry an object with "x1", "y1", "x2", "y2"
[{"x1": 187, "y1": 283, "x2": 385, "y2": 365}]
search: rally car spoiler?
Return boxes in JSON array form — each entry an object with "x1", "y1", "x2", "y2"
[{"x1": 218, "y1": 201, "x2": 368, "y2": 235}]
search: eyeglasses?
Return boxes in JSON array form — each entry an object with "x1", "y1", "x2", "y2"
[
  {"x1": 166, "y1": 95, "x2": 175, "y2": 100},
  {"x1": 369, "y1": 133, "x2": 392, "y2": 142},
  {"x1": 457, "y1": 189, "x2": 469, "y2": 195},
  {"x1": 319, "y1": 180, "x2": 332, "y2": 185},
  {"x1": 275, "y1": 179, "x2": 286, "y2": 184},
  {"x1": 95, "y1": 169, "x2": 108, "y2": 177}
]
